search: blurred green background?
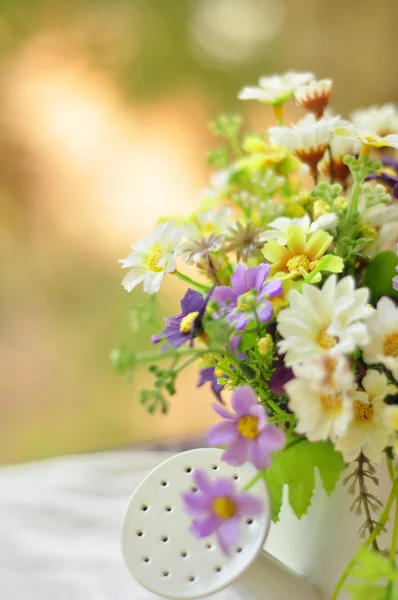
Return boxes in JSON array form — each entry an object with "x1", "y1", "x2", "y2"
[{"x1": 1, "y1": 0, "x2": 398, "y2": 464}]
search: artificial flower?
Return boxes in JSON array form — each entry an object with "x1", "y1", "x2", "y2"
[
  {"x1": 182, "y1": 469, "x2": 263, "y2": 555},
  {"x1": 277, "y1": 275, "x2": 372, "y2": 365},
  {"x1": 335, "y1": 370, "x2": 396, "y2": 463},
  {"x1": 286, "y1": 353, "x2": 354, "y2": 441},
  {"x1": 361, "y1": 297, "x2": 398, "y2": 381},
  {"x1": 225, "y1": 220, "x2": 267, "y2": 261},
  {"x1": 294, "y1": 79, "x2": 332, "y2": 118},
  {"x1": 262, "y1": 225, "x2": 343, "y2": 281},
  {"x1": 238, "y1": 71, "x2": 314, "y2": 105},
  {"x1": 318, "y1": 135, "x2": 360, "y2": 186},
  {"x1": 261, "y1": 214, "x2": 337, "y2": 246},
  {"x1": 208, "y1": 386, "x2": 285, "y2": 469},
  {"x1": 154, "y1": 288, "x2": 208, "y2": 348},
  {"x1": 197, "y1": 366, "x2": 224, "y2": 403},
  {"x1": 212, "y1": 264, "x2": 282, "y2": 330},
  {"x1": 351, "y1": 103, "x2": 398, "y2": 137},
  {"x1": 268, "y1": 114, "x2": 340, "y2": 176},
  {"x1": 334, "y1": 124, "x2": 398, "y2": 152},
  {"x1": 120, "y1": 220, "x2": 180, "y2": 294},
  {"x1": 178, "y1": 233, "x2": 224, "y2": 265},
  {"x1": 184, "y1": 207, "x2": 232, "y2": 239}
]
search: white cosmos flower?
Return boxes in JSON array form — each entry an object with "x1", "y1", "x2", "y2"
[
  {"x1": 294, "y1": 79, "x2": 332, "y2": 117},
  {"x1": 335, "y1": 370, "x2": 396, "y2": 463},
  {"x1": 238, "y1": 71, "x2": 314, "y2": 105},
  {"x1": 361, "y1": 297, "x2": 398, "y2": 381},
  {"x1": 183, "y1": 206, "x2": 231, "y2": 239},
  {"x1": 351, "y1": 104, "x2": 398, "y2": 137},
  {"x1": 335, "y1": 124, "x2": 398, "y2": 150},
  {"x1": 277, "y1": 275, "x2": 372, "y2": 366},
  {"x1": 286, "y1": 353, "x2": 354, "y2": 441},
  {"x1": 262, "y1": 213, "x2": 337, "y2": 245},
  {"x1": 119, "y1": 221, "x2": 181, "y2": 294}
]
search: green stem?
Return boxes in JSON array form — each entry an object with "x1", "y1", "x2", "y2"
[
  {"x1": 303, "y1": 255, "x2": 333, "y2": 284},
  {"x1": 174, "y1": 355, "x2": 197, "y2": 375},
  {"x1": 330, "y1": 476, "x2": 398, "y2": 600},
  {"x1": 242, "y1": 470, "x2": 263, "y2": 491},
  {"x1": 174, "y1": 270, "x2": 210, "y2": 292},
  {"x1": 134, "y1": 347, "x2": 219, "y2": 365},
  {"x1": 390, "y1": 496, "x2": 398, "y2": 564},
  {"x1": 346, "y1": 179, "x2": 361, "y2": 223},
  {"x1": 387, "y1": 454, "x2": 395, "y2": 484}
]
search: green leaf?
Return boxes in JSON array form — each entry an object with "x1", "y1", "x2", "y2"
[
  {"x1": 262, "y1": 440, "x2": 344, "y2": 522},
  {"x1": 363, "y1": 251, "x2": 398, "y2": 303},
  {"x1": 352, "y1": 549, "x2": 398, "y2": 582},
  {"x1": 348, "y1": 583, "x2": 388, "y2": 600}
]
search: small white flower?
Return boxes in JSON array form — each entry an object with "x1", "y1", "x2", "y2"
[
  {"x1": 294, "y1": 79, "x2": 332, "y2": 117},
  {"x1": 351, "y1": 104, "x2": 398, "y2": 137},
  {"x1": 361, "y1": 297, "x2": 398, "y2": 381},
  {"x1": 183, "y1": 206, "x2": 231, "y2": 239},
  {"x1": 365, "y1": 202, "x2": 398, "y2": 254},
  {"x1": 238, "y1": 71, "x2": 314, "y2": 105},
  {"x1": 335, "y1": 370, "x2": 396, "y2": 463},
  {"x1": 261, "y1": 213, "x2": 337, "y2": 245},
  {"x1": 269, "y1": 114, "x2": 341, "y2": 175},
  {"x1": 119, "y1": 221, "x2": 181, "y2": 294},
  {"x1": 334, "y1": 124, "x2": 398, "y2": 150},
  {"x1": 277, "y1": 275, "x2": 372, "y2": 365},
  {"x1": 318, "y1": 135, "x2": 361, "y2": 184},
  {"x1": 286, "y1": 353, "x2": 354, "y2": 441}
]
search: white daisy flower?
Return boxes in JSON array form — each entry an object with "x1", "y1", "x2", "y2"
[
  {"x1": 351, "y1": 104, "x2": 398, "y2": 137},
  {"x1": 277, "y1": 275, "x2": 372, "y2": 366},
  {"x1": 361, "y1": 297, "x2": 398, "y2": 381},
  {"x1": 183, "y1": 206, "x2": 232, "y2": 239},
  {"x1": 294, "y1": 79, "x2": 332, "y2": 118},
  {"x1": 286, "y1": 353, "x2": 354, "y2": 441},
  {"x1": 261, "y1": 213, "x2": 337, "y2": 245},
  {"x1": 238, "y1": 71, "x2": 314, "y2": 105},
  {"x1": 334, "y1": 124, "x2": 398, "y2": 151},
  {"x1": 268, "y1": 114, "x2": 341, "y2": 177},
  {"x1": 335, "y1": 370, "x2": 396, "y2": 463},
  {"x1": 318, "y1": 135, "x2": 361, "y2": 185},
  {"x1": 119, "y1": 221, "x2": 181, "y2": 294},
  {"x1": 365, "y1": 202, "x2": 398, "y2": 254}
]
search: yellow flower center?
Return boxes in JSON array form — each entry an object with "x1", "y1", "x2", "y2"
[
  {"x1": 202, "y1": 222, "x2": 215, "y2": 235},
  {"x1": 179, "y1": 311, "x2": 199, "y2": 333},
  {"x1": 237, "y1": 291, "x2": 252, "y2": 311},
  {"x1": 212, "y1": 496, "x2": 237, "y2": 520},
  {"x1": 145, "y1": 243, "x2": 165, "y2": 272},
  {"x1": 353, "y1": 400, "x2": 374, "y2": 422},
  {"x1": 317, "y1": 328, "x2": 338, "y2": 349},
  {"x1": 214, "y1": 367, "x2": 225, "y2": 378},
  {"x1": 320, "y1": 393, "x2": 342, "y2": 412},
  {"x1": 363, "y1": 134, "x2": 379, "y2": 144},
  {"x1": 237, "y1": 415, "x2": 260, "y2": 439},
  {"x1": 383, "y1": 332, "x2": 398, "y2": 357},
  {"x1": 286, "y1": 254, "x2": 310, "y2": 274}
]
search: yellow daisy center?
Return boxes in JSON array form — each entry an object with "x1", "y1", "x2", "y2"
[
  {"x1": 214, "y1": 367, "x2": 225, "y2": 378},
  {"x1": 317, "y1": 328, "x2": 338, "y2": 349},
  {"x1": 286, "y1": 254, "x2": 310, "y2": 273},
  {"x1": 383, "y1": 332, "x2": 398, "y2": 357},
  {"x1": 145, "y1": 243, "x2": 164, "y2": 272},
  {"x1": 353, "y1": 400, "x2": 374, "y2": 422},
  {"x1": 320, "y1": 393, "x2": 342, "y2": 412},
  {"x1": 179, "y1": 311, "x2": 199, "y2": 333},
  {"x1": 363, "y1": 134, "x2": 379, "y2": 145},
  {"x1": 237, "y1": 291, "x2": 252, "y2": 311},
  {"x1": 237, "y1": 415, "x2": 260, "y2": 439},
  {"x1": 212, "y1": 496, "x2": 237, "y2": 519}
]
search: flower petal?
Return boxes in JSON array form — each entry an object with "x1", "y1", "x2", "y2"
[
  {"x1": 259, "y1": 425, "x2": 286, "y2": 452},
  {"x1": 212, "y1": 287, "x2": 238, "y2": 308},
  {"x1": 181, "y1": 289, "x2": 206, "y2": 314},
  {"x1": 193, "y1": 469, "x2": 213, "y2": 494},
  {"x1": 181, "y1": 492, "x2": 212, "y2": 517},
  {"x1": 191, "y1": 514, "x2": 220, "y2": 539},
  {"x1": 248, "y1": 438, "x2": 272, "y2": 470},
  {"x1": 236, "y1": 493, "x2": 263, "y2": 516},
  {"x1": 211, "y1": 478, "x2": 236, "y2": 498},
  {"x1": 216, "y1": 517, "x2": 239, "y2": 555},
  {"x1": 208, "y1": 421, "x2": 238, "y2": 446},
  {"x1": 212, "y1": 403, "x2": 235, "y2": 419},
  {"x1": 305, "y1": 230, "x2": 332, "y2": 260},
  {"x1": 262, "y1": 240, "x2": 290, "y2": 264},
  {"x1": 221, "y1": 437, "x2": 249, "y2": 466},
  {"x1": 232, "y1": 386, "x2": 258, "y2": 415},
  {"x1": 286, "y1": 226, "x2": 306, "y2": 255}
]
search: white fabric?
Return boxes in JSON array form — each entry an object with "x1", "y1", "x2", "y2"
[{"x1": 0, "y1": 451, "x2": 241, "y2": 600}]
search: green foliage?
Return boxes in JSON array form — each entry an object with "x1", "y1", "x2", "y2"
[
  {"x1": 362, "y1": 183, "x2": 391, "y2": 209},
  {"x1": 210, "y1": 114, "x2": 243, "y2": 140},
  {"x1": 364, "y1": 251, "x2": 398, "y2": 303},
  {"x1": 110, "y1": 343, "x2": 135, "y2": 375},
  {"x1": 344, "y1": 155, "x2": 382, "y2": 182},
  {"x1": 348, "y1": 549, "x2": 398, "y2": 599},
  {"x1": 263, "y1": 440, "x2": 345, "y2": 522},
  {"x1": 129, "y1": 296, "x2": 160, "y2": 332},
  {"x1": 207, "y1": 147, "x2": 229, "y2": 168},
  {"x1": 139, "y1": 388, "x2": 169, "y2": 415},
  {"x1": 310, "y1": 181, "x2": 342, "y2": 204}
]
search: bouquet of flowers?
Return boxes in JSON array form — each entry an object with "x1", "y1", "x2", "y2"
[{"x1": 113, "y1": 72, "x2": 398, "y2": 598}]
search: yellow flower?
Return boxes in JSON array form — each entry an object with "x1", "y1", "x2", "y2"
[
  {"x1": 335, "y1": 125, "x2": 398, "y2": 154},
  {"x1": 262, "y1": 226, "x2": 343, "y2": 281}
]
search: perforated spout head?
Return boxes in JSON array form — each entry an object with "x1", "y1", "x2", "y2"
[{"x1": 122, "y1": 447, "x2": 270, "y2": 599}]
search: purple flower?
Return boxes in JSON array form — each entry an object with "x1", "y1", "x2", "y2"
[
  {"x1": 154, "y1": 289, "x2": 208, "y2": 348},
  {"x1": 182, "y1": 469, "x2": 263, "y2": 555},
  {"x1": 269, "y1": 365, "x2": 294, "y2": 396},
  {"x1": 208, "y1": 386, "x2": 285, "y2": 469},
  {"x1": 198, "y1": 366, "x2": 224, "y2": 403},
  {"x1": 212, "y1": 264, "x2": 282, "y2": 331},
  {"x1": 366, "y1": 158, "x2": 398, "y2": 199}
]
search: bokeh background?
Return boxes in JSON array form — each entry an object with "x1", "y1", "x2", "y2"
[{"x1": 2, "y1": 0, "x2": 398, "y2": 464}]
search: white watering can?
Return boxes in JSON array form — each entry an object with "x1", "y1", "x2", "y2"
[{"x1": 121, "y1": 448, "x2": 322, "y2": 599}]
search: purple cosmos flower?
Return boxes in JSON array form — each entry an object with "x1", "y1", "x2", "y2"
[
  {"x1": 153, "y1": 289, "x2": 207, "y2": 348},
  {"x1": 182, "y1": 469, "x2": 263, "y2": 555},
  {"x1": 212, "y1": 264, "x2": 282, "y2": 331},
  {"x1": 208, "y1": 386, "x2": 285, "y2": 469},
  {"x1": 198, "y1": 366, "x2": 224, "y2": 403},
  {"x1": 269, "y1": 365, "x2": 294, "y2": 396}
]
